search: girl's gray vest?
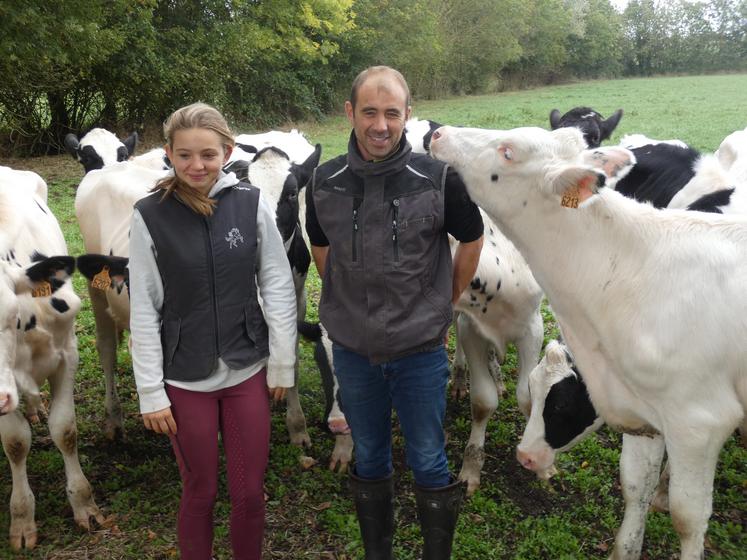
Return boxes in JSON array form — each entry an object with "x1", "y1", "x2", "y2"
[
  {"x1": 135, "y1": 184, "x2": 269, "y2": 382},
  {"x1": 311, "y1": 139, "x2": 452, "y2": 364}
]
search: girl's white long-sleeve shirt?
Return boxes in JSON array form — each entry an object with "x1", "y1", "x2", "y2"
[{"x1": 129, "y1": 172, "x2": 298, "y2": 414}]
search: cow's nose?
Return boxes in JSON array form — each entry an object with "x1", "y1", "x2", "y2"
[
  {"x1": 516, "y1": 447, "x2": 535, "y2": 470},
  {"x1": 431, "y1": 127, "x2": 443, "y2": 141}
]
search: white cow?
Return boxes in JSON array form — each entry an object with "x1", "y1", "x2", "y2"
[
  {"x1": 431, "y1": 124, "x2": 747, "y2": 560},
  {"x1": 75, "y1": 162, "x2": 168, "y2": 438},
  {"x1": 0, "y1": 170, "x2": 104, "y2": 550},
  {"x1": 451, "y1": 210, "x2": 543, "y2": 495}
]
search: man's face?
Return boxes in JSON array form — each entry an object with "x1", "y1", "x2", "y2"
[{"x1": 345, "y1": 74, "x2": 412, "y2": 161}]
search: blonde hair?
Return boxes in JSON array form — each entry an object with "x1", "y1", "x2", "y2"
[{"x1": 154, "y1": 102, "x2": 235, "y2": 216}]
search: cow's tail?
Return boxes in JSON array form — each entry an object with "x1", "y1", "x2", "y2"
[{"x1": 297, "y1": 320, "x2": 338, "y2": 429}]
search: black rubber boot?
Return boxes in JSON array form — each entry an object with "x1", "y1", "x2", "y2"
[
  {"x1": 414, "y1": 478, "x2": 465, "y2": 560},
  {"x1": 348, "y1": 470, "x2": 395, "y2": 560}
]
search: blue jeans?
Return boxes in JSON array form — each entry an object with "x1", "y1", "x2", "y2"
[{"x1": 332, "y1": 344, "x2": 451, "y2": 488}]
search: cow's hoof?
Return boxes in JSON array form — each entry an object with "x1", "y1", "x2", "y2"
[
  {"x1": 9, "y1": 521, "x2": 37, "y2": 550},
  {"x1": 104, "y1": 421, "x2": 123, "y2": 441},
  {"x1": 74, "y1": 505, "x2": 105, "y2": 531},
  {"x1": 329, "y1": 434, "x2": 353, "y2": 473}
]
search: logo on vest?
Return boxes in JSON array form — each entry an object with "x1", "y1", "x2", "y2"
[{"x1": 225, "y1": 227, "x2": 245, "y2": 249}]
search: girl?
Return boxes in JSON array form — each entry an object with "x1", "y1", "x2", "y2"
[{"x1": 128, "y1": 102, "x2": 297, "y2": 559}]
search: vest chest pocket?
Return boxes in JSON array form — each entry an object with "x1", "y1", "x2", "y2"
[
  {"x1": 161, "y1": 314, "x2": 181, "y2": 366},
  {"x1": 390, "y1": 205, "x2": 436, "y2": 263}
]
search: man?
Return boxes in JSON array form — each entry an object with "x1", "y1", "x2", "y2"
[{"x1": 305, "y1": 66, "x2": 483, "y2": 560}]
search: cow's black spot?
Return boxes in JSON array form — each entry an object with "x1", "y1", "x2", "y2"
[
  {"x1": 24, "y1": 315, "x2": 36, "y2": 331},
  {"x1": 491, "y1": 174, "x2": 499, "y2": 182},
  {"x1": 495, "y1": 256, "x2": 500, "y2": 266},
  {"x1": 543, "y1": 371, "x2": 598, "y2": 450},
  {"x1": 50, "y1": 298, "x2": 70, "y2": 314},
  {"x1": 686, "y1": 188, "x2": 735, "y2": 214},
  {"x1": 496, "y1": 280, "x2": 502, "y2": 291},
  {"x1": 470, "y1": 277, "x2": 481, "y2": 290},
  {"x1": 16, "y1": 318, "x2": 21, "y2": 330}
]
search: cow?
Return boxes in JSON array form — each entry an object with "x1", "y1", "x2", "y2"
[
  {"x1": 0, "y1": 170, "x2": 104, "y2": 550},
  {"x1": 430, "y1": 124, "x2": 747, "y2": 559},
  {"x1": 74, "y1": 163, "x2": 168, "y2": 439},
  {"x1": 549, "y1": 107, "x2": 623, "y2": 149},
  {"x1": 451, "y1": 210, "x2": 544, "y2": 495}
]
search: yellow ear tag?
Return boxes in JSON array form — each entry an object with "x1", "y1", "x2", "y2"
[
  {"x1": 31, "y1": 281, "x2": 52, "y2": 298},
  {"x1": 92, "y1": 266, "x2": 112, "y2": 291},
  {"x1": 561, "y1": 186, "x2": 579, "y2": 208}
]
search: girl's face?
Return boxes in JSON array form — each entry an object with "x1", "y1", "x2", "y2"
[{"x1": 165, "y1": 128, "x2": 233, "y2": 195}]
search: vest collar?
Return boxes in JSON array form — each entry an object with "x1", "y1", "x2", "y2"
[{"x1": 346, "y1": 131, "x2": 412, "y2": 177}]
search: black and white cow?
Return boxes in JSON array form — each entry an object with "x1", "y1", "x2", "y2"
[
  {"x1": 1, "y1": 169, "x2": 104, "y2": 550},
  {"x1": 430, "y1": 123, "x2": 747, "y2": 560},
  {"x1": 549, "y1": 106, "x2": 623, "y2": 149}
]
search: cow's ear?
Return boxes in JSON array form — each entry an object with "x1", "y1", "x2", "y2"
[
  {"x1": 549, "y1": 109, "x2": 562, "y2": 130},
  {"x1": 295, "y1": 144, "x2": 322, "y2": 189},
  {"x1": 548, "y1": 165, "x2": 606, "y2": 208},
  {"x1": 582, "y1": 146, "x2": 635, "y2": 188},
  {"x1": 15, "y1": 256, "x2": 75, "y2": 295},
  {"x1": 64, "y1": 133, "x2": 80, "y2": 158},
  {"x1": 599, "y1": 109, "x2": 623, "y2": 142},
  {"x1": 76, "y1": 254, "x2": 129, "y2": 292},
  {"x1": 122, "y1": 132, "x2": 138, "y2": 158}
]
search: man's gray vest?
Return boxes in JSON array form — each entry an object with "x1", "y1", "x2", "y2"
[
  {"x1": 312, "y1": 137, "x2": 452, "y2": 364},
  {"x1": 136, "y1": 184, "x2": 269, "y2": 382}
]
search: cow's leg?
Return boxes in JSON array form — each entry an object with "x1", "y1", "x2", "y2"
[
  {"x1": 650, "y1": 460, "x2": 670, "y2": 513},
  {"x1": 514, "y1": 311, "x2": 543, "y2": 418},
  {"x1": 87, "y1": 284, "x2": 122, "y2": 440},
  {"x1": 286, "y1": 286, "x2": 310, "y2": 447},
  {"x1": 456, "y1": 314, "x2": 498, "y2": 496},
  {"x1": 47, "y1": 350, "x2": 104, "y2": 530},
  {"x1": 610, "y1": 433, "x2": 664, "y2": 560},
  {"x1": 664, "y1": 422, "x2": 734, "y2": 560},
  {"x1": 450, "y1": 312, "x2": 469, "y2": 399},
  {"x1": 1, "y1": 411, "x2": 36, "y2": 549}
]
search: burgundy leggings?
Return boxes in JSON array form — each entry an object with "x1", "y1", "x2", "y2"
[{"x1": 166, "y1": 370, "x2": 270, "y2": 560}]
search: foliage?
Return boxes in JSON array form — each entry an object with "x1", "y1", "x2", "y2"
[
  {"x1": 0, "y1": 0, "x2": 746, "y2": 155},
  {"x1": 0, "y1": 74, "x2": 745, "y2": 559}
]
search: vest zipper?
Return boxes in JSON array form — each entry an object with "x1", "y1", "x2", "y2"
[
  {"x1": 352, "y1": 198, "x2": 362, "y2": 263},
  {"x1": 392, "y1": 198, "x2": 400, "y2": 262},
  {"x1": 204, "y1": 218, "x2": 220, "y2": 355}
]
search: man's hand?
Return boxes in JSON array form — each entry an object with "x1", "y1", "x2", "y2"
[{"x1": 142, "y1": 407, "x2": 177, "y2": 435}]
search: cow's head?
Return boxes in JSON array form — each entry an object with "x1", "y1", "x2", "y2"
[
  {"x1": 429, "y1": 125, "x2": 634, "y2": 223},
  {"x1": 248, "y1": 144, "x2": 322, "y2": 245},
  {"x1": 0, "y1": 254, "x2": 75, "y2": 415},
  {"x1": 549, "y1": 107, "x2": 623, "y2": 149},
  {"x1": 516, "y1": 340, "x2": 603, "y2": 480},
  {"x1": 405, "y1": 117, "x2": 443, "y2": 154},
  {"x1": 64, "y1": 128, "x2": 138, "y2": 174}
]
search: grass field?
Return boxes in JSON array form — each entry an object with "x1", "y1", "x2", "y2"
[{"x1": 0, "y1": 74, "x2": 745, "y2": 559}]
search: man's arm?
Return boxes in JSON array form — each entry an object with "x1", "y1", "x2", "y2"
[
  {"x1": 311, "y1": 244, "x2": 329, "y2": 278},
  {"x1": 451, "y1": 235, "x2": 483, "y2": 304}
]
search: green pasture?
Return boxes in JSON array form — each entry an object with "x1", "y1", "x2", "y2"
[{"x1": 0, "y1": 74, "x2": 745, "y2": 559}]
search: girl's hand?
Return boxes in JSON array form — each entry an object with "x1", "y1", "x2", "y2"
[
  {"x1": 268, "y1": 386, "x2": 287, "y2": 402},
  {"x1": 142, "y1": 407, "x2": 177, "y2": 435}
]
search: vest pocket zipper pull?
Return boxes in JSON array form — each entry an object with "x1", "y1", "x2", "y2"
[{"x1": 392, "y1": 198, "x2": 399, "y2": 262}]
